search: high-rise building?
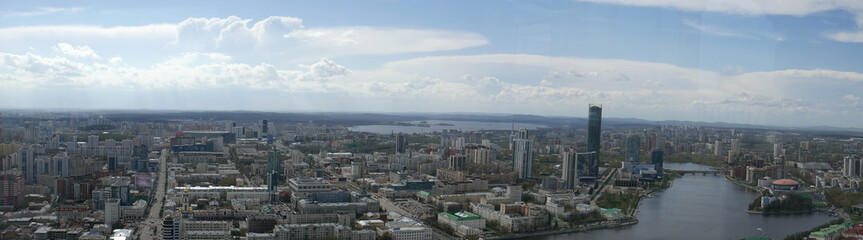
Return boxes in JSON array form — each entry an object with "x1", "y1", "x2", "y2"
[
  {"x1": 18, "y1": 146, "x2": 35, "y2": 183},
  {"x1": 625, "y1": 135, "x2": 641, "y2": 166},
  {"x1": 261, "y1": 119, "x2": 269, "y2": 136},
  {"x1": 512, "y1": 129, "x2": 533, "y2": 179},
  {"x1": 163, "y1": 216, "x2": 183, "y2": 240},
  {"x1": 714, "y1": 139, "x2": 723, "y2": 156},
  {"x1": 267, "y1": 149, "x2": 282, "y2": 184},
  {"x1": 844, "y1": 156, "x2": 863, "y2": 177},
  {"x1": 773, "y1": 143, "x2": 782, "y2": 159},
  {"x1": 23, "y1": 122, "x2": 38, "y2": 143},
  {"x1": 0, "y1": 170, "x2": 24, "y2": 207},
  {"x1": 448, "y1": 155, "x2": 467, "y2": 171},
  {"x1": 561, "y1": 150, "x2": 578, "y2": 189},
  {"x1": 88, "y1": 135, "x2": 99, "y2": 148},
  {"x1": 440, "y1": 130, "x2": 449, "y2": 150},
  {"x1": 104, "y1": 198, "x2": 120, "y2": 228},
  {"x1": 651, "y1": 148, "x2": 664, "y2": 177},
  {"x1": 107, "y1": 156, "x2": 117, "y2": 172},
  {"x1": 577, "y1": 152, "x2": 596, "y2": 182},
  {"x1": 396, "y1": 133, "x2": 407, "y2": 154},
  {"x1": 586, "y1": 104, "x2": 602, "y2": 179},
  {"x1": 54, "y1": 153, "x2": 70, "y2": 177}
]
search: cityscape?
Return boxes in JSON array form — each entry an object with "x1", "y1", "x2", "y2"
[{"x1": 2, "y1": 1, "x2": 863, "y2": 240}]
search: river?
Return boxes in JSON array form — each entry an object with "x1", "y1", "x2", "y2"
[
  {"x1": 531, "y1": 163, "x2": 836, "y2": 240},
  {"x1": 348, "y1": 120, "x2": 546, "y2": 134}
]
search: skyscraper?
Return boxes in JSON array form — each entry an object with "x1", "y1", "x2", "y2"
[
  {"x1": 512, "y1": 129, "x2": 533, "y2": 179},
  {"x1": 108, "y1": 155, "x2": 117, "y2": 172},
  {"x1": 267, "y1": 149, "x2": 282, "y2": 181},
  {"x1": 586, "y1": 104, "x2": 602, "y2": 179},
  {"x1": 625, "y1": 135, "x2": 641, "y2": 165},
  {"x1": 561, "y1": 150, "x2": 578, "y2": 189},
  {"x1": 651, "y1": 148, "x2": 664, "y2": 177},
  {"x1": 440, "y1": 129, "x2": 449, "y2": 150},
  {"x1": 773, "y1": 143, "x2": 782, "y2": 159},
  {"x1": 714, "y1": 139, "x2": 723, "y2": 156},
  {"x1": 396, "y1": 133, "x2": 407, "y2": 154},
  {"x1": 260, "y1": 119, "x2": 269, "y2": 136}
]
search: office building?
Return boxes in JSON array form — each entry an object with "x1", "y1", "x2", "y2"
[
  {"x1": 561, "y1": 150, "x2": 578, "y2": 189},
  {"x1": 396, "y1": 133, "x2": 407, "y2": 154},
  {"x1": 651, "y1": 148, "x2": 663, "y2": 177},
  {"x1": 441, "y1": 130, "x2": 449, "y2": 150},
  {"x1": 625, "y1": 135, "x2": 640, "y2": 168},
  {"x1": 586, "y1": 104, "x2": 602, "y2": 178},
  {"x1": 163, "y1": 216, "x2": 182, "y2": 240},
  {"x1": 104, "y1": 198, "x2": 120, "y2": 228},
  {"x1": 773, "y1": 143, "x2": 783, "y2": 159},
  {"x1": 267, "y1": 149, "x2": 281, "y2": 183},
  {"x1": 714, "y1": 139, "x2": 723, "y2": 156},
  {"x1": 576, "y1": 152, "x2": 596, "y2": 182},
  {"x1": 512, "y1": 129, "x2": 533, "y2": 179}
]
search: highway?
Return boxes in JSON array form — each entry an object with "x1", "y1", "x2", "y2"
[{"x1": 137, "y1": 149, "x2": 169, "y2": 239}]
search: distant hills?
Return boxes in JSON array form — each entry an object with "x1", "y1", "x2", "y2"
[{"x1": 4, "y1": 109, "x2": 863, "y2": 137}]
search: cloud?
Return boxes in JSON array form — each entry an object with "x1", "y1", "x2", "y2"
[
  {"x1": 2, "y1": 50, "x2": 863, "y2": 127},
  {"x1": 4, "y1": 7, "x2": 84, "y2": 17},
  {"x1": 171, "y1": 16, "x2": 487, "y2": 58},
  {"x1": 683, "y1": 19, "x2": 756, "y2": 39},
  {"x1": 0, "y1": 16, "x2": 488, "y2": 64},
  {"x1": 53, "y1": 43, "x2": 100, "y2": 59},
  {"x1": 297, "y1": 58, "x2": 351, "y2": 81},
  {"x1": 577, "y1": 0, "x2": 863, "y2": 16}
]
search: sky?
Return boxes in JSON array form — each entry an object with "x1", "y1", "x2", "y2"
[{"x1": 1, "y1": 1, "x2": 863, "y2": 128}]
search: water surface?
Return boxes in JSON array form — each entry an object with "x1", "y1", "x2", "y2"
[{"x1": 533, "y1": 163, "x2": 835, "y2": 240}]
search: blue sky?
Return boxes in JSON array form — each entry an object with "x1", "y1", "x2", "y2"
[{"x1": 1, "y1": 1, "x2": 863, "y2": 128}]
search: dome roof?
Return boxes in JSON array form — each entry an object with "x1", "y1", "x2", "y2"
[{"x1": 772, "y1": 179, "x2": 799, "y2": 186}]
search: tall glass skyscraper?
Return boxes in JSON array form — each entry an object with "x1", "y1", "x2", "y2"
[
  {"x1": 651, "y1": 148, "x2": 664, "y2": 177},
  {"x1": 587, "y1": 104, "x2": 602, "y2": 178}
]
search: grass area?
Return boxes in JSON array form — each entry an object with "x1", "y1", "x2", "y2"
[
  {"x1": 824, "y1": 190, "x2": 863, "y2": 211},
  {"x1": 644, "y1": 171, "x2": 681, "y2": 192},
  {"x1": 596, "y1": 192, "x2": 639, "y2": 214}
]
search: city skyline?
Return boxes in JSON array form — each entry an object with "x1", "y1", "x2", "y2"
[{"x1": 2, "y1": 1, "x2": 863, "y2": 128}]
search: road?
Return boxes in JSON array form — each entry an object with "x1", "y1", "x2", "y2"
[{"x1": 137, "y1": 149, "x2": 168, "y2": 240}]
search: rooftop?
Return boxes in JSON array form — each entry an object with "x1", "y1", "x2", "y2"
[{"x1": 439, "y1": 211, "x2": 483, "y2": 221}]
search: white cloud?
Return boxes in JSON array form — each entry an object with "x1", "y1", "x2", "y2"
[
  {"x1": 53, "y1": 43, "x2": 100, "y2": 59},
  {"x1": 577, "y1": 0, "x2": 863, "y2": 16},
  {"x1": 683, "y1": 19, "x2": 756, "y2": 39},
  {"x1": 0, "y1": 16, "x2": 488, "y2": 64},
  {"x1": 4, "y1": 7, "x2": 84, "y2": 17},
  {"x1": 2, "y1": 50, "x2": 863, "y2": 127}
]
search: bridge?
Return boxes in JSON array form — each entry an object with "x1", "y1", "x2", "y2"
[{"x1": 665, "y1": 169, "x2": 722, "y2": 175}]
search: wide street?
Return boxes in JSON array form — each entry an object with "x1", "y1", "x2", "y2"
[{"x1": 137, "y1": 149, "x2": 169, "y2": 239}]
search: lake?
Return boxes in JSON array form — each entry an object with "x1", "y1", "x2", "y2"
[
  {"x1": 348, "y1": 120, "x2": 547, "y2": 134},
  {"x1": 531, "y1": 163, "x2": 836, "y2": 240}
]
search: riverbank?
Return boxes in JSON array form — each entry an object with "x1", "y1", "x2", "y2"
[
  {"x1": 724, "y1": 174, "x2": 764, "y2": 192},
  {"x1": 487, "y1": 219, "x2": 639, "y2": 240}
]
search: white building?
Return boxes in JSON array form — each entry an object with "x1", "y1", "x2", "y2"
[{"x1": 104, "y1": 198, "x2": 120, "y2": 228}]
